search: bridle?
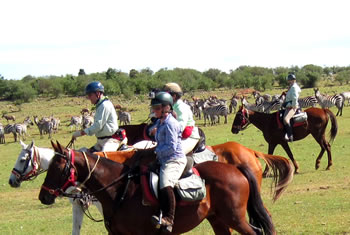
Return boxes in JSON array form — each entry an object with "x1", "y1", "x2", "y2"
[
  {"x1": 239, "y1": 107, "x2": 251, "y2": 130},
  {"x1": 12, "y1": 147, "x2": 45, "y2": 182},
  {"x1": 41, "y1": 150, "x2": 77, "y2": 197}
]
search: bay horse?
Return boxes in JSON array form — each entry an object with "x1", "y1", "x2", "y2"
[
  {"x1": 232, "y1": 106, "x2": 338, "y2": 173},
  {"x1": 121, "y1": 123, "x2": 294, "y2": 201},
  {"x1": 39, "y1": 141, "x2": 276, "y2": 235}
]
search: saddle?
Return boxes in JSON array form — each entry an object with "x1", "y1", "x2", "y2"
[
  {"x1": 141, "y1": 157, "x2": 206, "y2": 207},
  {"x1": 276, "y1": 109, "x2": 308, "y2": 129}
]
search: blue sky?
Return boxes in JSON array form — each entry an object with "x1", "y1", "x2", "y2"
[{"x1": 1, "y1": 0, "x2": 350, "y2": 79}]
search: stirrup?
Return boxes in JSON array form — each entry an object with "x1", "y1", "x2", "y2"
[{"x1": 151, "y1": 211, "x2": 163, "y2": 229}]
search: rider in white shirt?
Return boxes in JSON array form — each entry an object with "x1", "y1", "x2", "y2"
[{"x1": 72, "y1": 81, "x2": 120, "y2": 152}]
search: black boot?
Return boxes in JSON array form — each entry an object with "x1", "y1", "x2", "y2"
[
  {"x1": 284, "y1": 123, "x2": 294, "y2": 142},
  {"x1": 151, "y1": 187, "x2": 176, "y2": 232}
]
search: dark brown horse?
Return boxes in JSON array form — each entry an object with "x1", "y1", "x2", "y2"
[
  {"x1": 120, "y1": 123, "x2": 293, "y2": 201},
  {"x1": 232, "y1": 106, "x2": 338, "y2": 173},
  {"x1": 39, "y1": 142, "x2": 275, "y2": 235}
]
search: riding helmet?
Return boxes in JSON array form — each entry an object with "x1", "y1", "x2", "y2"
[
  {"x1": 151, "y1": 92, "x2": 173, "y2": 107},
  {"x1": 286, "y1": 74, "x2": 296, "y2": 81},
  {"x1": 85, "y1": 81, "x2": 105, "y2": 94},
  {"x1": 163, "y1": 82, "x2": 183, "y2": 96}
]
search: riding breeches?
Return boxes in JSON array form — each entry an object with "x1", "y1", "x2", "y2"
[
  {"x1": 159, "y1": 157, "x2": 187, "y2": 189},
  {"x1": 283, "y1": 108, "x2": 297, "y2": 125},
  {"x1": 93, "y1": 138, "x2": 121, "y2": 152},
  {"x1": 181, "y1": 137, "x2": 199, "y2": 155}
]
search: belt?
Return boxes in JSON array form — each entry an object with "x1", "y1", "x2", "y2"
[{"x1": 97, "y1": 136, "x2": 113, "y2": 140}]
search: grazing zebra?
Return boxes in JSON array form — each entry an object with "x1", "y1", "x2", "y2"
[
  {"x1": 4, "y1": 124, "x2": 17, "y2": 142},
  {"x1": 193, "y1": 99, "x2": 205, "y2": 120},
  {"x1": 229, "y1": 96, "x2": 239, "y2": 114},
  {"x1": 0, "y1": 124, "x2": 5, "y2": 144},
  {"x1": 14, "y1": 117, "x2": 34, "y2": 141},
  {"x1": 34, "y1": 116, "x2": 53, "y2": 138},
  {"x1": 203, "y1": 101, "x2": 228, "y2": 126},
  {"x1": 82, "y1": 114, "x2": 94, "y2": 129},
  {"x1": 259, "y1": 93, "x2": 286, "y2": 113},
  {"x1": 252, "y1": 91, "x2": 272, "y2": 102},
  {"x1": 314, "y1": 88, "x2": 344, "y2": 116},
  {"x1": 68, "y1": 116, "x2": 82, "y2": 131},
  {"x1": 2, "y1": 114, "x2": 16, "y2": 123},
  {"x1": 298, "y1": 96, "x2": 318, "y2": 109},
  {"x1": 117, "y1": 110, "x2": 131, "y2": 125},
  {"x1": 340, "y1": 91, "x2": 350, "y2": 106}
]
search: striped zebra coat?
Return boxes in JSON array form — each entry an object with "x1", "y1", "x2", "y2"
[
  {"x1": 341, "y1": 91, "x2": 350, "y2": 106},
  {"x1": 4, "y1": 124, "x2": 17, "y2": 142},
  {"x1": 314, "y1": 88, "x2": 344, "y2": 116},
  {"x1": 14, "y1": 117, "x2": 33, "y2": 141},
  {"x1": 298, "y1": 96, "x2": 318, "y2": 109},
  {"x1": 0, "y1": 124, "x2": 5, "y2": 144},
  {"x1": 82, "y1": 114, "x2": 94, "y2": 129},
  {"x1": 69, "y1": 116, "x2": 82, "y2": 131},
  {"x1": 34, "y1": 116, "x2": 53, "y2": 138},
  {"x1": 229, "y1": 96, "x2": 239, "y2": 114},
  {"x1": 202, "y1": 101, "x2": 228, "y2": 126}
]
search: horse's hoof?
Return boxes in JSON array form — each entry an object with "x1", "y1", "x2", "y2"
[{"x1": 315, "y1": 164, "x2": 320, "y2": 170}]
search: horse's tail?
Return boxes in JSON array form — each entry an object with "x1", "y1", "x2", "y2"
[
  {"x1": 237, "y1": 164, "x2": 276, "y2": 235},
  {"x1": 254, "y1": 151, "x2": 294, "y2": 201},
  {"x1": 324, "y1": 109, "x2": 338, "y2": 144}
]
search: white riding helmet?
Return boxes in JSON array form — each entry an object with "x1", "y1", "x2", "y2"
[{"x1": 164, "y1": 82, "x2": 183, "y2": 96}]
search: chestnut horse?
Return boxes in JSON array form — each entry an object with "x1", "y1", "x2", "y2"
[
  {"x1": 39, "y1": 142, "x2": 276, "y2": 235},
  {"x1": 232, "y1": 106, "x2": 338, "y2": 173},
  {"x1": 120, "y1": 124, "x2": 293, "y2": 201}
]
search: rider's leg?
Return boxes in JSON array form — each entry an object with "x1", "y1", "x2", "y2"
[
  {"x1": 283, "y1": 108, "x2": 296, "y2": 141},
  {"x1": 94, "y1": 138, "x2": 121, "y2": 152},
  {"x1": 181, "y1": 137, "x2": 199, "y2": 154}
]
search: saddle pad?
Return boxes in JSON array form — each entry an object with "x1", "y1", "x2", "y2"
[
  {"x1": 192, "y1": 148, "x2": 218, "y2": 164},
  {"x1": 276, "y1": 111, "x2": 307, "y2": 129}
]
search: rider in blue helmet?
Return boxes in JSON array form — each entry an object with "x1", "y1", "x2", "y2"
[{"x1": 72, "y1": 81, "x2": 121, "y2": 152}]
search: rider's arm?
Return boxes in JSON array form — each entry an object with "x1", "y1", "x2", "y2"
[
  {"x1": 290, "y1": 87, "x2": 300, "y2": 108},
  {"x1": 156, "y1": 123, "x2": 179, "y2": 158},
  {"x1": 84, "y1": 105, "x2": 109, "y2": 136}
]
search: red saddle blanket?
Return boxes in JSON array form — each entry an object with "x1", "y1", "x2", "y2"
[{"x1": 140, "y1": 166, "x2": 202, "y2": 207}]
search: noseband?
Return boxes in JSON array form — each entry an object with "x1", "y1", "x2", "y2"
[
  {"x1": 41, "y1": 150, "x2": 77, "y2": 197},
  {"x1": 12, "y1": 147, "x2": 44, "y2": 182},
  {"x1": 240, "y1": 108, "x2": 250, "y2": 130}
]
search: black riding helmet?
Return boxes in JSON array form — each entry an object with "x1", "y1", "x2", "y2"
[
  {"x1": 151, "y1": 92, "x2": 173, "y2": 108},
  {"x1": 286, "y1": 74, "x2": 296, "y2": 81}
]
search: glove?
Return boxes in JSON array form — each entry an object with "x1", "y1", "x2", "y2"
[{"x1": 72, "y1": 131, "x2": 82, "y2": 140}]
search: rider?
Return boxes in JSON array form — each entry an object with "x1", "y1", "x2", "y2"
[
  {"x1": 283, "y1": 74, "x2": 301, "y2": 142},
  {"x1": 150, "y1": 92, "x2": 187, "y2": 232},
  {"x1": 163, "y1": 82, "x2": 200, "y2": 154},
  {"x1": 72, "y1": 81, "x2": 121, "y2": 152}
]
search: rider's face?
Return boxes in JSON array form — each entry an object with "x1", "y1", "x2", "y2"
[
  {"x1": 152, "y1": 105, "x2": 163, "y2": 118},
  {"x1": 86, "y1": 92, "x2": 100, "y2": 104}
]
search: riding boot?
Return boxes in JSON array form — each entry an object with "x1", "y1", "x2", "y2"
[
  {"x1": 284, "y1": 123, "x2": 294, "y2": 142},
  {"x1": 151, "y1": 186, "x2": 176, "y2": 232}
]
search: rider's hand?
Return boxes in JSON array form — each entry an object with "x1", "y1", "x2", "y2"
[
  {"x1": 150, "y1": 128, "x2": 157, "y2": 136},
  {"x1": 72, "y1": 131, "x2": 83, "y2": 140}
]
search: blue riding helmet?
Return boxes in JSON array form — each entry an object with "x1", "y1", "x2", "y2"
[{"x1": 85, "y1": 81, "x2": 104, "y2": 94}]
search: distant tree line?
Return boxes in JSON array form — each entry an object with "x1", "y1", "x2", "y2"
[{"x1": 0, "y1": 64, "x2": 350, "y2": 104}]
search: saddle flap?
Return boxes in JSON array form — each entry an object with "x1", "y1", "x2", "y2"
[{"x1": 149, "y1": 171, "x2": 159, "y2": 199}]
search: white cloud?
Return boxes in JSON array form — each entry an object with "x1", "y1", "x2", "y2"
[{"x1": 1, "y1": 0, "x2": 350, "y2": 79}]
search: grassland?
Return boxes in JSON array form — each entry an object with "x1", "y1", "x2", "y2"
[{"x1": 1, "y1": 85, "x2": 350, "y2": 234}]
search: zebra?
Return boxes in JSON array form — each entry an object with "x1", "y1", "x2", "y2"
[
  {"x1": 229, "y1": 96, "x2": 239, "y2": 114},
  {"x1": 50, "y1": 116, "x2": 60, "y2": 133},
  {"x1": 252, "y1": 91, "x2": 272, "y2": 102},
  {"x1": 202, "y1": 101, "x2": 228, "y2": 126},
  {"x1": 340, "y1": 91, "x2": 350, "y2": 106},
  {"x1": 117, "y1": 110, "x2": 131, "y2": 125},
  {"x1": 14, "y1": 117, "x2": 34, "y2": 141},
  {"x1": 193, "y1": 99, "x2": 205, "y2": 120},
  {"x1": 4, "y1": 124, "x2": 17, "y2": 142},
  {"x1": 68, "y1": 116, "x2": 82, "y2": 131},
  {"x1": 314, "y1": 88, "x2": 344, "y2": 116},
  {"x1": 0, "y1": 123, "x2": 5, "y2": 144},
  {"x1": 298, "y1": 96, "x2": 318, "y2": 109},
  {"x1": 34, "y1": 116, "x2": 53, "y2": 138},
  {"x1": 242, "y1": 97, "x2": 265, "y2": 112},
  {"x1": 82, "y1": 114, "x2": 94, "y2": 129},
  {"x1": 258, "y1": 93, "x2": 286, "y2": 113}
]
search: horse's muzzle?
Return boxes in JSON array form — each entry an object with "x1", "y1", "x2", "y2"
[
  {"x1": 8, "y1": 176, "x2": 21, "y2": 188},
  {"x1": 39, "y1": 192, "x2": 56, "y2": 205},
  {"x1": 231, "y1": 126, "x2": 240, "y2": 134}
]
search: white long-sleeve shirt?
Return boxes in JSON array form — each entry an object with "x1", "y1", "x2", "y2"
[
  {"x1": 84, "y1": 97, "x2": 119, "y2": 138},
  {"x1": 285, "y1": 83, "x2": 301, "y2": 108}
]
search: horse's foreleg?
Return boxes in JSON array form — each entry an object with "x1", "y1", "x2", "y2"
[
  {"x1": 93, "y1": 201, "x2": 104, "y2": 216},
  {"x1": 207, "y1": 216, "x2": 232, "y2": 235},
  {"x1": 280, "y1": 142, "x2": 299, "y2": 173},
  {"x1": 263, "y1": 143, "x2": 277, "y2": 177},
  {"x1": 70, "y1": 199, "x2": 84, "y2": 235}
]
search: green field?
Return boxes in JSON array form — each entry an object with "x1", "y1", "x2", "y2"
[{"x1": 1, "y1": 86, "x2": 350, "y2": 234}]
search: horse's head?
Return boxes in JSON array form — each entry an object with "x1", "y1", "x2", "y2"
[
  {"x1": 231, "y1": 105, "x2": 250, "y2": 134},
  {"x1": 39, "y1": 141, "x2": 75, "y2": 205},
  {"x1": 9, "y1": 140, "x2": 36, "y2": 187}
]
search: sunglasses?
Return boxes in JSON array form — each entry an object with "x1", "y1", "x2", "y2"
[{"x1": 152, "y1": 106, "x2": 162, "y2": 111}]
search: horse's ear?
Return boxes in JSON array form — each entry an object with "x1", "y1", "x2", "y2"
[
  {"x1": 56, "y1": 141, "x2": 64, "y2": 154},
  {"x1": 27, "y1": 140, "x2": 34, "y2": 150},
  {"x1": 20, "y1": 140, "x2": 27, "y2": 149},
  {"x1": 51, "y1": 140, "x2": 58, "y2": 152}
]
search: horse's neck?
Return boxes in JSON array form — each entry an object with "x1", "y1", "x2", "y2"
[
  {"x1": 248, "y1": 110, "x2": 273, "y2": 131},
  {"x1": 36, "y1": 147, "x2": 55, "y2": 170}
]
